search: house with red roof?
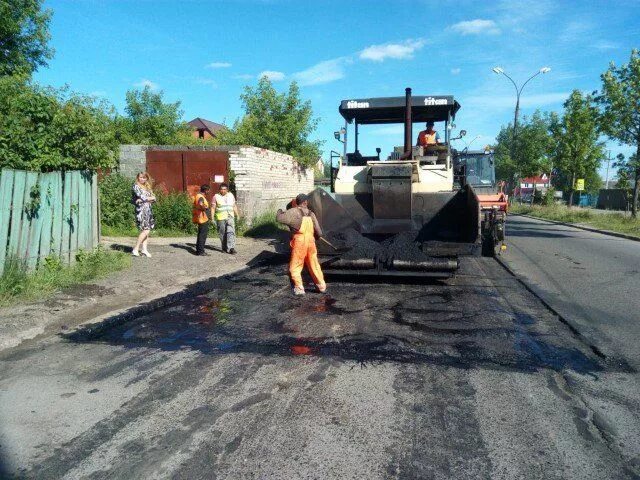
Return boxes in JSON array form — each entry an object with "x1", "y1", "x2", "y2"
[
  {"x1": 513, "y1": 173, "x2": 551, "y2": 199},
  {"x1": 188, "y1": 117, "x2": 225, "y2": 140}
]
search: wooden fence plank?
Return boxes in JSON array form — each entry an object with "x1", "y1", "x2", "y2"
[
  {"x1": 19, "y1": 172, "x2": 39, "y2": 260},
  {"x1": 77, "y1": 172, "x2": 87, "y2": 250},
  {"x1": 50, "y1": 172, "x2": 63, "y2": 259},
  {"x1": 61, "y1": 171, "x2": 73, "y2": 263},
  {"x1": 0, "y1": 169, "x2": 16, "y2": 274},
  {"x1": 84, "y1": 172, "x2": 93, "y2": 249},
  {"x1": 69, "y1": 171, "x2": 79, "y2": 259},
  {"x1": 26, "y1": 172, "x2": 48, "y2": 269},
  {"x1": 37, "y1": 173, "x2": 56, "y2": 265},
  {"x1": 8, "y1": 171, "x2": 27, "y2": 257},
  {"x1": 91, "y1": 173, "x2": 99, "y2": 246}
]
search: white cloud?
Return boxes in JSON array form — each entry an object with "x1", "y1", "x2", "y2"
[
  {"x1": 359, "y1": 39, "x2": 426, "y2": 62},
  {"x1": 465, "y1": 92, "x2": 569, "y2": 109},
  {"x1": 206, "y1": 62, "x2": 232, "y2": 69},
  {"x1": 134, "y1": 79, "x2": 159, "y2": 91},
  {"x1": 258, "y1": 70, "x2": 285, "y2": 81},
  {"x1": 292, "y1": 57, "x2": 350, "y2": 86},
  {"x1": 195, "y1": 78, "x2": 218, "y2": 88},
  {"x1": 450, "y1": 19, "x2": 500, "y2": 36},
  {"x1": 451, "y1": 68, "x2": 461, "y2": 75},
  {"x1": 559, "y1": 20, "x2": 591, "y2": 43},
  {"x1": 594, "y1": 40, "x2": 619, "y2": 50}
]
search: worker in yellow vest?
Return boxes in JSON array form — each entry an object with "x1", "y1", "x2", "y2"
[
  {"x1": 416, "y1": 121, "x2": 441, "y2": 147},
  {"x1": 192, "y1": 184, "x2": 211, "y2": 256},
  {"x1": 211, "y1": 183, "x2": 240, "y2": 254}
]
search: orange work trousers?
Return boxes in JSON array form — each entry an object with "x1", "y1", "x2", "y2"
[{"x1": 289, "y1": 217, "x2": 325, "y2": 289}]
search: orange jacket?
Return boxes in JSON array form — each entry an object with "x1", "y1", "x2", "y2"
[
  {"x1": 417, "y1": 129, "x2": 437, "y2": 147},
  {"x1": 192, "y1": 193, "x2": 209, "y2": 224}
]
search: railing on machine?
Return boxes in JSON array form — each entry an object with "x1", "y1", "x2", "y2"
[{"x1": 329, "y1": 150, "x2": 343, "y2": 193}]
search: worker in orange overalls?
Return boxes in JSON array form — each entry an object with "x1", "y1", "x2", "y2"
[
  {"x1": 192, "y1": 184, "x2": 211, "y2": 256},
  {"x1": 416, "y1": 121, "x2": 441, "y2": 147},
  {"x1": 276, "y1": 193, "x2": 326, "y2": 296}
]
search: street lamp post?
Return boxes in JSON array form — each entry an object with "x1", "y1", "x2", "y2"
[
  {"x1": 492, "y1": 66, "x2": 551, "y2": 197},
  {"x1": 492, "y1": 66, "x2": 551, "y2": 140}
]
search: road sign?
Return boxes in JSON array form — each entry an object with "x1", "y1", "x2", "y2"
[{"x1": 575, "y1": 178, "x2": 585, "y2": 191}]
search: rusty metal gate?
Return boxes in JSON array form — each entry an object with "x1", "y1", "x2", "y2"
[{"x1": 145, "y1": 150, "x2": 229, "y2": 198}]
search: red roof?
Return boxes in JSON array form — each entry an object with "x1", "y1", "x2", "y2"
[
  {"x1": 520, "y1": 174, "x2": 550, "y2": 184},
  {"x1": 188, "y1": 117, "x2": 226, "y2": 135}
]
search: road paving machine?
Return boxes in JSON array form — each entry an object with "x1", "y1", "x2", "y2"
[{"x1": 308, "y1": 88, "x2": 506, "y2": 278}]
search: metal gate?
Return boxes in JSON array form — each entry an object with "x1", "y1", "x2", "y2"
[{"x1": 145, "y1": 150, "x2": 229, "y2": 197}]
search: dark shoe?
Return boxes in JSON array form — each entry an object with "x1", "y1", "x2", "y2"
[
  {"x1": 196, "y1": 251, "x2": 210, "y2": 256},
  {"x1": 229, "y1": 248, "x2": 237, "y2": 255}
]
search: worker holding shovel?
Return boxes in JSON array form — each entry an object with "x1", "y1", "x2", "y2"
[{"x1": 276, "y1": 193, "x2": 326, "y2": 296}]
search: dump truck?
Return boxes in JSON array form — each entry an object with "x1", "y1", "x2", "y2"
[{"x1": 308, "y1": 88, "x2": 506, "y2": 278}]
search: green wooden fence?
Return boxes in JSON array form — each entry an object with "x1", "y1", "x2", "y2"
[{"x1": 0, "y1": 169, "x2": 99, "y2": 274}]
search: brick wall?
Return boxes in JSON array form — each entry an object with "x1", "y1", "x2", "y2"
[
  {"x1": 118, "y1": 145, "x2": 146, "y2": 178},
  {"x1": 118, "y1": 145, "x2": 314, "y2": 222},
  {"x1": 229, "y1": 146, "x2": 314, "y2": 221}
]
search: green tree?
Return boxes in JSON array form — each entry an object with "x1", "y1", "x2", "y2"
[
  {"x1": 116, "y1": 86, "x2": 191, "y2": 145},
  {"x1": 0, "y1": 77, "x2": 118, "y2": 171},
  {"x1": 494, "y1": 111, "x2": 554, "y2": 198},
  {"x1": 614, "y1": 152, "x2": 638, "y2": 191},
  {"x1": 595, "y1": 49, "x2": 640, "y2": 217},
  {"x1": 0, "y1": 0, "x2": 53, "y2": 77},
  {"x1": 215, "y1": 77, "x2": 322, "y2": 167},
  {"x1": 494, "y1": 127, "x2": 518, "y2": 186},
  {"x1": 552, "y1": 90, "x2": 604, "y2": 204}
]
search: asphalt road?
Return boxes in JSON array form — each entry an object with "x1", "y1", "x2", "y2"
[
  {"x1": 502, "y1": 215, "x2": 640, "y2": 369},
  {"x1": 1, "y1": 255, "x2": 638, "y2": 479}
]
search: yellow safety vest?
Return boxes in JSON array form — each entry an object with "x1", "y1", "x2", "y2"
[{"x1": 214, "y1": 193, "x2": 234, "y2": 221}]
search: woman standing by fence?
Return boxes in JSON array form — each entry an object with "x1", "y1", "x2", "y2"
[{"x1": 131, "y1": 172, "x2": 156, "y2": 257}]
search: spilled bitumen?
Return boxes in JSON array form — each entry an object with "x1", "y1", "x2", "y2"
[{"x1": 67, "y1": 257, "x2": 620, "y2": 375}]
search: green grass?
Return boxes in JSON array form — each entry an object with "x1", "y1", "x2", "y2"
[
  {"x1": 0, "y1": 246, "x2": 131, "y2": 307},
  {"x1": 238, "y1": 211, "x2": 287, "y2": 238},
  {"x1": 511, "y1": 204, "x2": 640, "y2": 238}
]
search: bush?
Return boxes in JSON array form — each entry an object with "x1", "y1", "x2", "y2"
[
  {"x1": 152, "y1": 191, "x2": 197, "y2": 234},
  {"x1": 0, "y1": 77, "x2": 118, "y2": 171},
  {"x1": 99, "y1": 173, "x2": 136, "y2": 229},
  {"x1": 99, "y1": 174, "x2": 196, "y2": 235}
]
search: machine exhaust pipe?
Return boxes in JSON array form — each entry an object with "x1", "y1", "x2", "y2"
[{"x1": 402, "y1": 87, "x2": 412, "y2": 159}]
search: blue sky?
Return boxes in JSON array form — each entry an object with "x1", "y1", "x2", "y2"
[{"x1": 36, "y1": 0, "x2": 639, "y2": 179}]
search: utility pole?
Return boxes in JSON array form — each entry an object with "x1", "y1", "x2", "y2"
[{"x1": 605, "y1": 150, "x2": 611, "y2": 188}]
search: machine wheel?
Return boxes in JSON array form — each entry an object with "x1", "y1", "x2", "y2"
[{"x1": 482, "y1": 230, "x2": 497, "y2": 257}]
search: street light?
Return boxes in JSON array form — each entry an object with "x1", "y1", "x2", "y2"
[
  {"x1": 492, "y1": 66, "x2": 551, "y2": 139},
  {"x1": 492, "y1": 66, "x2": 550, "y2": 196}
]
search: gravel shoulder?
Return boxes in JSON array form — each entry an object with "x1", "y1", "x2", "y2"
[{"x1": 0, "y1": 234, "x2": 287, "y2": 353}]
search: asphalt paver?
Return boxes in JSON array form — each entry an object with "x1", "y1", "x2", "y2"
[{"x1": 1, "y1": 257, "x2": 638, "y2": 479}]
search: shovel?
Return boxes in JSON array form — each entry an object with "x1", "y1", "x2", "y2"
[{"x1": 318, "y1": 236, "x2": 349, "y2": 252}]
